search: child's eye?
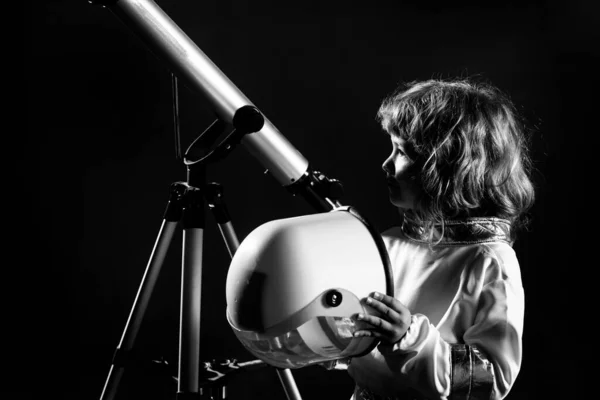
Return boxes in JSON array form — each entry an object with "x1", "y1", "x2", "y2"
[{"x1": 393, "y1": 145, "x2": 405, "y2": 156}]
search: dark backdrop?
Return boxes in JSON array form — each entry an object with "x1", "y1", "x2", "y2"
[{"x1": 23, "y1": 0, "x2": 595, "y2": 399}]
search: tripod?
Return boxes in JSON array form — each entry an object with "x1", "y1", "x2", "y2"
[{"x1": 98, "y1": 106, "x2": 327, "y2": 400}]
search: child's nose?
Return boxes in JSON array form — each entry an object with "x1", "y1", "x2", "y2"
[{"x1": 382, "y1": 156, "x2": 394, "y2": 176}]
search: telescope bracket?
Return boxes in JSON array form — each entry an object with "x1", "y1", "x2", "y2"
[{"x1": 183, "y1": 105, "x2": 265, "y2": 168}]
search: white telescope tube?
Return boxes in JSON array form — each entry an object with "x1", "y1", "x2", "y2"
[{"x1": 96, "y1": 0, "x2": 309, "y2": 186}]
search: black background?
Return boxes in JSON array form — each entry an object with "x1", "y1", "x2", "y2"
[{"x1": 23, "y1": 0, "x2": 596, "y2": 399}]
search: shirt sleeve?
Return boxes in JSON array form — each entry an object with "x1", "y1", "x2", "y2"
[{"x1": 374, "y1": 246, "x2": 525, "y2": 400}]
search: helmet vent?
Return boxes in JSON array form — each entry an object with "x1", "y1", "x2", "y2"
[{"x1": 324, "y1": 290, "x2": 343, "y2": 307}]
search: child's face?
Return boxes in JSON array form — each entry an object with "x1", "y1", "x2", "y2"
[{"x1": 382, "y1": 135, "x2": 421, "y2": 210}]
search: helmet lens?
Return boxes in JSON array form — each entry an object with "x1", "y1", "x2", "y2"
[{"x1": 228, "y1": 288, "x2": 376, "y2": 368}]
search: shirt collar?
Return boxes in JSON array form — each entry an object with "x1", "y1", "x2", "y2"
[{"x1": 401, "y1": 213, "x2": 513, "y2": 246}]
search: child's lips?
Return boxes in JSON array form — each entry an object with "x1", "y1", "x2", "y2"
[{"x1": 386, "y1": 176, "x2": 400, "y2": 188}]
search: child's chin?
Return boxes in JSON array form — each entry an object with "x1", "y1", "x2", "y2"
[{"x1": 389, "y1": 196, "x2": 408, "y2": 209}]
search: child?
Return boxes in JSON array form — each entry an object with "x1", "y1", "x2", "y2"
[{"x1": 347, "y1": 79, "x2": 535, "y2": 400}]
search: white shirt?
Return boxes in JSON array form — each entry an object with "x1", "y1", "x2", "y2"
[{"x1": 348, "y1": 219, "x2": 525, "y2": 400}]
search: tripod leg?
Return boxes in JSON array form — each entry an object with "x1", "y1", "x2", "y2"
[
  {"x1": 205, "y1": 183, "x2": 239, "y2": 257},
  {"x1": 277, "y1": 369, "x2": 303, "y2": 400},
  {"x1": 177, "y1": 186, "x2": 205, "y2": 398},
  {"x1": 217, "y1": 221, "x2": 239, "y2": 259},
  {"x1": 100, "y1": 183, "x2": 186, "y2": 400}
]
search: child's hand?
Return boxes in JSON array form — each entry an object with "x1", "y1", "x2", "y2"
[{"x1": 353, "y1": 291, "x2": 411, "y2": 344}]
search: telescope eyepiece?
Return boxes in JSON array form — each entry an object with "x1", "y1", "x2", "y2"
[{"x1": 233, "y1": 106, "x2": 265, "y2": 134}]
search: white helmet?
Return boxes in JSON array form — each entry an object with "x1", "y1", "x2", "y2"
[{"x1": 225, "y1": 206, "x2": 393, "y2": 369}]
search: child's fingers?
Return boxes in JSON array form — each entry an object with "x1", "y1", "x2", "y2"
[
  {"x1": 354, "y1": 312, "x2": 394, "y2": 333},
  {"x1": 353, "y1": 328, "x2": 386, "y2": 339},
  {"x1": 370, "y1": 292, "x2": 407, "y2": 314},
  {"x1": 364, "y1": 293, "x2": 403, "y2": 323}
]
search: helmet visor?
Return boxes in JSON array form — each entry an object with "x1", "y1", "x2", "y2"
[{"x1": 227, "y1": 288, "x2": 377, "y2": 369}]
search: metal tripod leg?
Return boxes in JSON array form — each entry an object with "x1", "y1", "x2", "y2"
[
  {"x1": 277, "y1": 369, "x2": 303, "y2": 400},
  {"x1": 177, "y1": 185, "x2": 205, "y2": 399},
  {"x1": 100, "y1": 182, "x2": 186, "y2": 400}
]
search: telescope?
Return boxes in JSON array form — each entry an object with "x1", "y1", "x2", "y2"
[
  {"x1": 89, "y1": 1, "x2": 392, "y2": 399},
  {"x1": 89, "y1": 0, "x2": 343, "y2": 211}
]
